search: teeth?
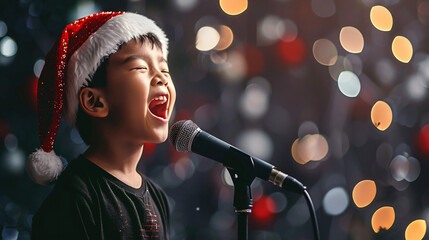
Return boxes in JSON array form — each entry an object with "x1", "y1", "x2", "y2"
[{"x1": 153, "y1": 95, "x2": 167, "y2": 102}]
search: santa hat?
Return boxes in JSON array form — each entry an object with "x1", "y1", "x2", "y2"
[{"x1": 27, "y1": 11, "x2": 169, "y2": 185}]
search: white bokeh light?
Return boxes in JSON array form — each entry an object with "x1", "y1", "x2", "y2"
[
  {"x1": 33, "y1": 59, "x2": 45, "y2": 78},
  {"x1": 196, "y1": 26, "x2": 220, "y2": 51},
  {"x1": 236, "y1": 129, "x2": 273, "y2": 160},
  {"x1": 323, "y1": 187, "x2": 349, "y2": 215},
  {"x1": 0, "y1": 36, "x2": 17, "y2": 57},
  {"x1": 338, "y1": 71, "x2": 361, "y2": 97},
  {"x1": 239, "y1": 77, "x2": 271, "y2": 120}
]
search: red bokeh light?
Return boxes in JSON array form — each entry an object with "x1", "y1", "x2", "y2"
[
  {"x1": 277, "y1": 36, "x2": 306, "y2": 65},
  {"x1": 250, "y1": 195, "x2": 276, "y2": 227},
  {"x1": 418, "y1": 124, "x2": 429, "y2": 157}
]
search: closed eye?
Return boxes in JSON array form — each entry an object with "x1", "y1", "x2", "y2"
[{"x1": 131, "y1": 67, "x2": 147, "y2": 71}]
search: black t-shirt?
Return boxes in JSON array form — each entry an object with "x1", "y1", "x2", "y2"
[{"x1": 32, "y1": 155, "x2": 170, "y2": 240}]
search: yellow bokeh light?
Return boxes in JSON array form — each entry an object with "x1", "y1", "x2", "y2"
[
  {"x1": 291, "y1": 135, "x2": 328, "y2": 164},
  {"x1": 291, "y1": 138, "x2": 310, "y2": 165},
  {"x1": 371, "y1": 100, "x2": 393, "y2": 131},
  {"x1": 405, "y1": 219, "x2": 427, "y2": 240},
  {"x1": 339, "y1": 26, "x2": 364, "y2": 53},
  {"x1": 392, "y1": 36, "x2": 413, "y2": 63},
  {"x1": 195, "y1": 26, "x2": 220, "y2": 51},
  {"x1": 370, "y1": 5, "x2": 393, "y2": 31},
  {"x1": 219, "y1": 0, "x2": 248, "y2": 16},
  {"x1": 371, "y1": 206, "x2": 395, "y2": 233},
  {"x1": 313, "y1": 39, "x2": 338, "y2": 66},
  {"x1": 215, "y1": 25, "x2": 234, "y2": 51},
  {"x1": 352, "y1": 180, "x2": 376, "y2": 208}
]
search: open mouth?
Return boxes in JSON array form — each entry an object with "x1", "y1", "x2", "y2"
[{"x1": 148, "y1": 94, "x2": 168, "y2": 120}]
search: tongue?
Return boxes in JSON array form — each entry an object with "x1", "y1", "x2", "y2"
[{"x1": 149, "y1": 100, "x2": 167, "y2": 119}]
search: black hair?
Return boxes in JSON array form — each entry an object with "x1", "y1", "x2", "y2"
[{"x1": 75, "y1": 33, "x2": 163, "y2": 145}]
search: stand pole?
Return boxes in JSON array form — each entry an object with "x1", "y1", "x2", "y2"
[
  {"x1": 229, "y1": 171, "x2": 253, "y2": 240},
  {"x1": 237, "y1": 210, "x2": 250, "y2": 240}
]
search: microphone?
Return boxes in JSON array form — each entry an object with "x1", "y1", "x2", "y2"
[{"x1": 169, "y1": 120, "x2": 306, "y2": 194}]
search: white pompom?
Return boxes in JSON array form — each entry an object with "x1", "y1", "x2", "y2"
[{"x1": 27, "y1": 149, "x2": 64, "y2": 185}]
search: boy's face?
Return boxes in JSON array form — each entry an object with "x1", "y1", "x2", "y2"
[{"x1": 103, "y1": 39, "x2": 176, "y2": 144}]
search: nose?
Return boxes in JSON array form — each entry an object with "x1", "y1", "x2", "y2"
[{"x1": 152, "y1": 70, "x2": 168, "y2": 86}]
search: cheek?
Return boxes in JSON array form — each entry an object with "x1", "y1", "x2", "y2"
[
  {"x1": 168, "y1": 83, "x2": 177, "y2": 109},
  {"x1": 108, "y1": 80, "x2": 150, "y2": 113}
]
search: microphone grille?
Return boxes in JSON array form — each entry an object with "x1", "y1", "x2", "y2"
[{"x1": 169, "y1": 120, "x2": 199, "y2": 152}]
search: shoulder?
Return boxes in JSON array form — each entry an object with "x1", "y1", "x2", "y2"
[
  {"x1": 34, "y1": 156, "x2": 103, "y2": 218},
  {"x1": 32, "y1": 156, "x2": 101, "y2": 238}
]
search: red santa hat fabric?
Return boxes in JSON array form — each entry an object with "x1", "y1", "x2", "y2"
[{"x1": 27, "y1": 11, "x2": 169, "y2": 185}]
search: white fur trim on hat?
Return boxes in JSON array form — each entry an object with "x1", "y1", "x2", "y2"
[
  {"x1": 65, "y1": 12, "x2": 169, "y2": 125},
  {"x1": 27, "y1": 149, "x2": 64, "y2": 185}
]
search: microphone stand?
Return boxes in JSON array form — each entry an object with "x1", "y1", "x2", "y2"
[{"x1": 225, "y1": 148, "x2": 256, "y2": 240}]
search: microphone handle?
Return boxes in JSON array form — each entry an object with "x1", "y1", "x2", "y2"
[{"x1": 191, "y1": 129, "x2": 306, "y2": 193}]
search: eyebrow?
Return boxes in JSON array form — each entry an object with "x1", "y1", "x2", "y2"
[{"x1": 121, "y1": 54, "x2": 167, "y2": 65}]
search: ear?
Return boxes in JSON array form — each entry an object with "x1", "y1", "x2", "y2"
[{"x1": 78, "y1": 88, "x2": 109, "y2": 118}]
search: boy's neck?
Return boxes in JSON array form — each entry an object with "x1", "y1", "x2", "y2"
[{"x1": 83, "y1": 136, "x2": 144, "y2": 187}]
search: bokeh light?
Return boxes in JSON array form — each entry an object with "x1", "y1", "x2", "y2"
[
  {"x1": 277, "y1": 36, "x2": 306, "y2": 64},
  {"x1": 339, "y1": 26, "x2": 364, "y2": 53},
  {"x1": 257, "y1": 15, "x2": 286, "y2": 45},
  {"x1": 221, "y1": 167, "x2": 234, "y2": 187},
  {"x1": 371, "y1": 206, "x2": 395, "y2": 233},
  {"x1": 405, "y1": 157, "x2": 420, "y2": 182},
  {"x1": 33, "y1": 59, "x2": 44, "y2": 78},
  {"x1": 370, "y1": 5, "x2": 393, "y2": 31},
  {"x1": 239, "y1": 77, "x2": 271, "y2": 120},
  {"x1": 313, "y1": 39, "x2": 338, "y2": 66},
  {"x1": 291, "y1": 138, "x2": 309, "y2": 165},
  {"x1": 392, "y1": 36, "x2": 413, "y2": 63},
  {"x1": 390, "y1": 154, "x2": 409, "y2": 181},
  {"x1": 371, "y1": 100, "x2": 393, "y2": 131},
  {"x1": 174, "y1": 0, "x2": 198, "y2": 12},
  {"x1": 0, "y1": 21, "x2": 7, "y2": 38},
  {"x1": 252, "y1": 196, "x2": 276, "y2": 223},
  {"x1": 236, "y1": 129, "x2": 273, "y2": 160},
  {"x1": 418, "y1": 124, "x2": 429, "y2": 157},
  {"x1": 311, "y1": 0, "x2": 336, "y2": 18},
  {"x1": 405, "y1": 219, "x2": 427, "y2": 240},
  {"x1": 196, "y1": 26, "x2": 220, "y2": 51},
  {"x1": 323, "y1": 187, "x2": 349, "y2": 215},
  {"x1": 220, "y1": 50, "x2": 246, "y2": 82},
  {"x1": 352, "y1": 180, "x2": 376, "y2": 208},
  {"x1": 407, "y1": 74, "x2": 427, "y2": 101},
  {"x1": 215, "y1": 25, "x2": 233, "y2": 50},
  {"x1": 0, "y1": 36, "x2": 17, "y2": 57},
  {"x1": 219, "y1": 0, "x2": 248, "y2": 16},
  {"x1": 298, "y1": 134, "x2": 329, "y2": 161},
  {"x1": 337, "y1": 71, "x2": 361, "y2": 97},
  {"x1": 292, "y1": 130, "x2": 329, "y2": 165}
]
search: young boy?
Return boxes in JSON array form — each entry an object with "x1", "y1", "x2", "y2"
[{"x1": 27, "y1": 12, "x2": 176, "y2": 239}]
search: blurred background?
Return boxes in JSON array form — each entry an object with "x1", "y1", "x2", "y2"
[{"x1": 1, "y1": 0, "x2": 429, "y2": 239}]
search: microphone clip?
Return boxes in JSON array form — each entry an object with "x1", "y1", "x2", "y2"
[{"x1": 225, "y1": 146, "x2": 255, "y2": 211}]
